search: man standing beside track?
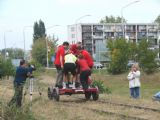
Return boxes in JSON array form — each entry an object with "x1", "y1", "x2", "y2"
[
  {"x1": 9, "y1": 59, "x2": 30, "y2": 107},
  {"x1": 54, "y1": 41, "x2": 69, "y2": 88},
  {"x1": 79, "y1": 49, "x2": 93, "y2": 69}
]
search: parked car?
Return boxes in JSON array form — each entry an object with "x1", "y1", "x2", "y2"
[{"x1": 93, "y1": 62, "x2": 104, "y2": 69}]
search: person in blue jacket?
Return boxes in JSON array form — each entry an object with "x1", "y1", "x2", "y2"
[{"x1": 9, "y1": 59, "x2": 30, "y2": 107}]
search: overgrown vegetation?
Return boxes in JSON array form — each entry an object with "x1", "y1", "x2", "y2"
[
  {"x1": 32, "y1": 20, "x2": 58, "y2": 67},
  {"x1": 0, "y1": 48, "x2": 24, "y2": 59},
  {"x1": 137, "y1": 40, "x2": 158, "y2": 74},
  {"x1": 0, "y1": 102, "x2": 36, "y2": 120},
  {"x1": 107, "y1": 39, "x2": 159, "y2": 74},
  {"x1": 100, "y1": 15, "x2": 126, "y2": 23},
  {"x1": 0, "y1": 57, "x2": 15, "y2": 79},
  {"x1": 92, "y1": 80, "x2": 111, "y2": 94},
  {"x1": 107, "y1": 38, "x2": 130, "y2": 74},
  {"x1": 33, "y1": 19, "x2": 46, "y2": 43}
]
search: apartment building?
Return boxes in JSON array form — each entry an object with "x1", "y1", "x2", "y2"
[{"x1": 68, "y1": 23, "x2": 160, "y2": 62}]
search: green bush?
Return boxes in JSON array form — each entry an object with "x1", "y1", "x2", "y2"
[
  {"x1": 137, "y1": 40, "x2": 158, "y2": 74},
  {"x1": 0, "y1": 57, "x2": 15, "y2": 79},
  {"x1": 107, "y1": 39, "x2": 130, "y2": 74},
  {"x1": 91, "y1": 80, "x2": 111, "y2": 94}
]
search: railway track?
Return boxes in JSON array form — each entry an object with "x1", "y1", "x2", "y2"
[
  {"x1": 56, "y1": 95, "x2": 160, "y2": 120},
  {"x1": 69, "y1": 96, "x2": 160, "y2": 113},
  {"x1": 60, "y1": 101, "x2": 149, "y2": 120},
  {"x1": 98, "y1": 99, "x2": 160, "y2": 113}
]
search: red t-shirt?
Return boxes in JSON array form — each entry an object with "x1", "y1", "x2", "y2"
[
  {"x1": 54, "y1": 45, "x2": 65, "y2": 65},
  {"x1": 81, "y1": 50, "x2": 93, "y2": 68},
  {"x1": 70, "y1": 44, "x2": 79, "y2": 56},
  {"x1": 77, "y1": 58, "x2": 90, "y2": 72}
]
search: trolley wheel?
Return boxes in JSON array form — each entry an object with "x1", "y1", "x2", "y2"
[
  {"x1": 48, "y1": 87, "x2": 53, "y2": 100},
  {"x1": 92, "y1": 92, "x2": 99, "y2": 101},
  {"x1": 53, "y1": 87, "x2": 60, "y2": 101},
  {"x1": 85, "y1": 91, "x2": 91, "y2": 100}
]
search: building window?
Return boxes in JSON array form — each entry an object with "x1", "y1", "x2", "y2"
[
  {"x1": 71, "y1": 27, "x2": 75, "y2": 32},
  {"x1": 71, "y1": 34, "x2": 75, "y2": 38}
]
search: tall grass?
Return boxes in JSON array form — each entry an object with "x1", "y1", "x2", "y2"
[{"x1": 0, "y1": 100, "x2": 36, "y2": 120}]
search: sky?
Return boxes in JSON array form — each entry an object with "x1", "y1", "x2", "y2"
[{"x1": 0, "y1": 0, "x2": 160, "y2": 50}]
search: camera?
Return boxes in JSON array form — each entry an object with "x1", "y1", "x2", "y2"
[{"x1": 28, "y1": 64, "x2": 36, "y2": 78}]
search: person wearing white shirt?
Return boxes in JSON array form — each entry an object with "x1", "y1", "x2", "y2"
[{"x1": 127, "y1": 63, "x2": 141, "y2": 99}]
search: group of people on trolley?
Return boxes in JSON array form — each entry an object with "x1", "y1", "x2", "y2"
[{"x1": 54, "y1": 41, "x2": 94, "y2": 89}]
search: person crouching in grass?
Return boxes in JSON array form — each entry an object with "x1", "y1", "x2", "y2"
[
  {"x1": 63, "y1": 50, "x2": 77, "y2": 89},
  {"x1": 77, "y1": 54, "x2": 91, "y2": 89}
]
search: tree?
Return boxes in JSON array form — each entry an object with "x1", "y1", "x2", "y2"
[
  {"x1": 47, "y1": 35, "x2": 58, "y2": 66},
  {"x1": 128, "y1": 42, "x2": 139, "y2": 61},
  {"x1": 33, "y1": 22, "x2": 39, "y2": 41},
  {"x1": 137, "y1": 39, "x2": 157, "y2": 74},
  {"x1": 33, "y1": 19, "x2": 46, "y2": 43},
  {"x1": 31, "y1": 35, "x2": 58, "y2": 66},
  {"x1": 31, "y1": 38, "x2": 47, "y2": 66},
  {"x1": 100, "y1": 15, "x2": 126, "y2": 23},
  {"x1": 1, "y1": 48, "x2": 24, "y2": 59},
  {"x1": 0, "y1": 57, "x2": 15, "y2": 79},
  {"x1": 107, "y1": 38, "x2": 130, "y2": 74},
  {"x1": 154, "y1": 15, "x2": 160, "y2": 24},
  {"x1": 39, "y1": 20, "x2": 46, "y2": 37}
]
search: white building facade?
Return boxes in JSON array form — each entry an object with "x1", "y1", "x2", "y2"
[{"x1": 68, "y1": 23, "x2": 160, "y2": 62}]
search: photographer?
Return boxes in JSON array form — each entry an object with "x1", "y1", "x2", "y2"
[{"x1": 9, "y1": 59, "x2": 32, "y2": 107}]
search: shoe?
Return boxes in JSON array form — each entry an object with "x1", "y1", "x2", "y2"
[
  {"x1": 63, "y1": 82, "x2": 66, "y2": 89},
  {"x1": 72, "y1": 82, "x2": 76, "y2": 89}
]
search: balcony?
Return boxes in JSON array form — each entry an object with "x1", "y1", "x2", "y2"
[
  {"x1": 148, "y1": 29, "x2": 157, "y2": 32},
  {"x1": 148, "y1": 34, "x2": 157, "y2": 39},
  {"x1": 82, "y1": 36, "x2": 92, "y2": 39},
  {"x1": 138, "y1": 29, "x2": 147, "y2": 32},
  {"x1": 82, "y1": 29, "x2": 92, "y2": 32},
  {"x1": 93, "y1": 27, "x2": 103, "y2": 32},
  {"x1": 116, "y1": 29, "x2": 123, "y2": 32},
  {"x1": 129, "y1": 36, "x2": 136, "y2": 39},
  {"x1": 82, "y1": 26, "x2": 92, "y2": 32},
  {"x1": 104, "y1": 29, "x2": 115, "y2": 32},
  {"x1": 83, "y1": 40, "x2": 92, "y2": 44},
  {"x1": 93, "y1": 35, "x2": 103, "y2": 39}
]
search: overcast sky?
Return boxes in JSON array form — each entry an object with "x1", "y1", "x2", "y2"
[{"x1": 0, "y1": 0, "x2": 160, "y2": 50}]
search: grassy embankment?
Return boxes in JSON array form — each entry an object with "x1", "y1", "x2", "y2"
[{"x1": 0, "y1": 69, "x2": 160, "y2": 120}]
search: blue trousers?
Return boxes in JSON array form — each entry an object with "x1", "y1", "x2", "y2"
[{"x1": 130, "y1": 87, "x2": 140, "y2": 98}]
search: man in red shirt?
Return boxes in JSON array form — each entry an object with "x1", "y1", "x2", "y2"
[
  {"x1": 70, "y1": 42, "x2": 82, "y2": 56},
  {"x1": 80, "y1": 49, "x2": 93, "y2": 69},
  {"x1": 54, "y1": 41, "x2": 69, "y2": 88},
  {"x1": 77, "y1": 54, "x2": 91, "y2": 89}
]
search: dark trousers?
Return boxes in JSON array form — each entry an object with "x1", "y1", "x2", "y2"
[
  {"x1": 55, "y1": 65, "x2": 63, "y2": 88},
  {"x1": 9, "y1": 83, "x2": 23, "y2": 107},
  {"x1": 80, "y1": 70, "x2": 91, "y2": 89},
  {"x1": 130, "y1": 87, "x2": 140, "y2": 98}
]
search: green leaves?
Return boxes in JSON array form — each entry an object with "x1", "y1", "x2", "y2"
[
  {"x1": 107, "y1": 39, "x2": 130, "y2": 74},
  {"x1": 1, "y1": 48, "x2": 24, "y2": 59},
  {"x1": 31, "y1": 37, "x2": 58, "y2": 67},
  {"x1": 100, "y1": 15, "x2": 126, "y2": 23},
  {"x1": 0, "y1": 57, "x2": 15, "y2": 78},
  {"x1": 33, "y1": 19, "x2": 46, "y2": 43},
  {"x1": 107, "y1": 38, "x2": 158, "y2": 74},
  {"x1": 92, "y1": 80, "x2": 111, "y2": 94},
  {"x1": 137, "y1": 39, "x2": 158, "y2": 74},
  {"x1": 154, "y1": 14, "x2": 160, "y2": 24},
  {"x1": 31, "y1": 38, "x2": 47, "y2": 66}
]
